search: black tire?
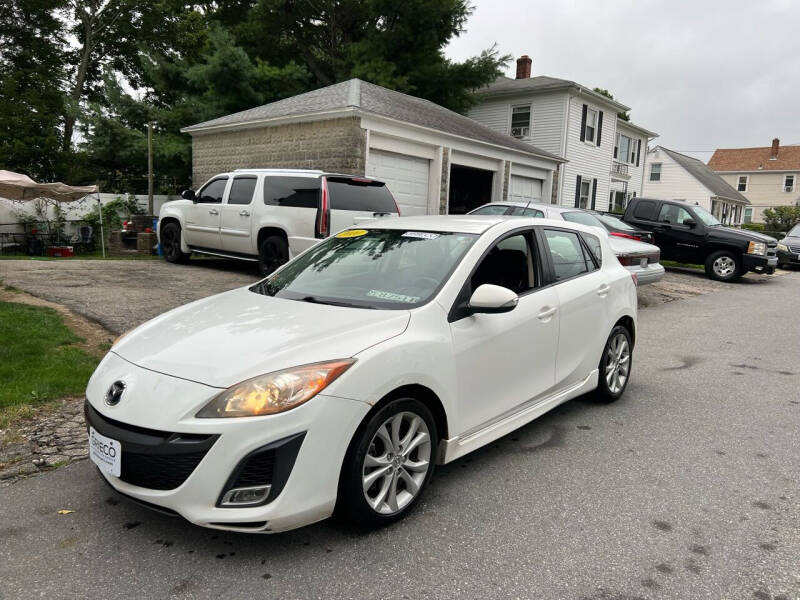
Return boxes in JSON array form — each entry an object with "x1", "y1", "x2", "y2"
[
  {"x1": 258, "y1": 235, "x2": 289, "y2": 276},
  {"x1": 704, "y1": 250, "x2": 742, "y2": 282},
  {"x1": 161, "y1": 222, "x2": 190, "y2": 264},
  {"x1": 337, "y1": 397, "x2": 437, "y2": 528},
  {"x1": 595, "y1": 325, "x2": 633, "y2": 403}
]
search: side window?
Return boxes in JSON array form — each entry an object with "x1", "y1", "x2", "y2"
[
  {"x1": 509, "y1": 206, "x2": 545, "y2": 217},
  {"x1": 197, "y1": 178, "x2": 227, "y2": 203},
  {"x1": 227, "y1": 176, "x2": 257, "y2": 205},
  {"x1": 264, "y1": 177, "x2": 320, "y2": 208},
  {"x1": 657, "y1": 203, "x2": 692, "y2": 225},
  {"x1": 632, "y1": 200, "x2": 658, "y2": 221},
  {"x1": 581, "y1": 232, "x2": 602, "y2": 267},
  {"x1": 470, "y1": 232, "x2": 536, "y2": 295},
  {"x1": 544, "y1": 229, "x2": 590, "y2": 281}
]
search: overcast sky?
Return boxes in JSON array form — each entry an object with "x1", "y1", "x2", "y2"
[{"x1": 445, "y1": 0, "x2": 800, "y2": 161}]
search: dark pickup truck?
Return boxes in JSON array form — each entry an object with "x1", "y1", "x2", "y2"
[{"x1": 620, "y1": 197, "x2": 778, "y2": 281}]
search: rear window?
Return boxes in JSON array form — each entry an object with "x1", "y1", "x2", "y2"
[
  {"x1": 264, "y1": 176, "x2": 320, "y2": 209},
  {"x1": 562, "y1": 211, "x2": 604, "y2": 228},
  {"x1": 327, "y1": 177, "x2": 397, "y2": 213},
  {"x1": 632, "y1": 200, "x2": 658, "y2": 221}
]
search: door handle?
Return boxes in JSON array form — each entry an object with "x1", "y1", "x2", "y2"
[
  {"x1": 597, "y1": 284, "x2": 610, "y2": 297},
  {"x1": 239, "y1": 210, "x2": 250, "y2": 217},
  {"x1": 208, "y1": 208, "x2": 219, "y2": 215},
  {"x1": 537, "y1": 306, "x2": 558, "y2": 321}
]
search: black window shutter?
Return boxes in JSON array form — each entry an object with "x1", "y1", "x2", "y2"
[
  {"x1": 579, "y1": 104, "x2": 587, "y2": 142},
  {"x1": 591, "y1": 179, "x2": 597, "y2": 209},
  {"x1": 596, "y1": 111, "x2": 603, "y2": 146},
  {"x1": 636, "y1": 139, "x2": 641, "y2": 166},
  {"x1": 575, "y1": 175, "x2": 582, "y2": 207}
]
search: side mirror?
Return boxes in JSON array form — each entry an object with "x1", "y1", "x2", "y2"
[
  {"x1": 684, "y1": 218, "x2": 697, "y2": 228},
  {"x1": 182, "y1": 189, "x2": 196, "y2": 201},
  {"x1": 468, "y1": 284, "x2": 519, "y2": 314}
]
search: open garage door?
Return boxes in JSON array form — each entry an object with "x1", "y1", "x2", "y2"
[
  {"x1": 509, "y1": 175, "x2": 543, "y2": 204},
  {"x1": 367, "y1": 150, "x2": 430, "y2": 216}
]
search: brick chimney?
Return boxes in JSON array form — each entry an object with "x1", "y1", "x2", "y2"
[
  {"x1": 516, "y1": 55, "x2": 532, "y2": 79},
  {"x1": 770, "y1": 138, "x2": 780, "y2": 159}
]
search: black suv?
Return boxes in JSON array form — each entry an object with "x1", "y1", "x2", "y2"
[{"x1": 621, "y1": 197, "x2": 777, "y2": 281}]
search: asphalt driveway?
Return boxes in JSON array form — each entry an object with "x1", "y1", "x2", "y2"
[{"x1": 1, "y1": 260, "x2": 798, "y2": 599}]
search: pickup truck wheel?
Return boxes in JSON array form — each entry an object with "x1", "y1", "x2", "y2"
[
  {"x1": 161, "y1": 223, "x2": 190, "y2": 264},
  {"x1": 258, "y1": 235, "x2": 289, "y2": 276},
  {"x1": 705, "y1": 250, "x2": 742, "y2": 282},
  {"x1": 595, "y1": 325, "x2": 632, "y2": 403}
]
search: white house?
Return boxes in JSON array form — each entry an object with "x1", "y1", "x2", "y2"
[
  {"x1": 468, "y1": 55, "x2": 658, "y2": 211},
  {"x1": 642, "y1": 146, "x2": 749, "y2": 225}
]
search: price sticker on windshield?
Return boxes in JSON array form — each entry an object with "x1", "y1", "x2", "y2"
[
  {"x1": 336, "y1": 229, "x2": 368, "y2": 238},
  {"x1": 402, "y1": 231, "x2": 439, "y2": 240}
]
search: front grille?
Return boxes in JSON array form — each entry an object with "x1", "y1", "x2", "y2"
[
  {"x1": 85, "y1": 401, "x2": 219, "y2": 491},
  {"x1": 789, "y1": 245, "x2": 800, "y2": 253},
  {"x1": 230, "y1": 449, "x2": 276, "y2": 488}
]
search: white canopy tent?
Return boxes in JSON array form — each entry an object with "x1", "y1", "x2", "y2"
[{"x1": 0, "y1": 170, "x2": 105, "y2": 256}]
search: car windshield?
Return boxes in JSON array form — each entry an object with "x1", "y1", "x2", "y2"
[
  {"x1": 594, "y1": 213, "x2": 637, "y2": 232},
  {"x1": 251, "y1": 229, "x2": 477, "y2": 309},
  {"x1": 561, "y1": 211, "x2": 606, "y2": 229},
  {"x1": 692, "y1": 205, "x2": 721, "y2": 226},
  {"x1": 787, "y1": 225, "x2": 800, "y2": 237}
]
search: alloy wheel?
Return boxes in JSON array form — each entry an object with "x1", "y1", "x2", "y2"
[
  {"x1": 713, "y1": 255, "x2": 736, "y2": 277},
  {"x1": 605, "y1": 333, "x2": 630, "y2": 395},
  {"x1": 362, "y1": 412, "x2": 431, "y2": 515},
  {"x1": 162, "y1": 227, "x2": 178, "y2": 260}
]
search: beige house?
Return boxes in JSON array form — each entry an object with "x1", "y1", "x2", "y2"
[{"x1": 708, "y1": 138, "x2": 800, "y2": 223}]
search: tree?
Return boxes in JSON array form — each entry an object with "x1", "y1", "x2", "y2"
[
  {"x1": 593, "y1": 87, "x2": 630, "y2": 122},
  {"x1": 763, "y1": 205, "x2": 800, "y2": 232}
]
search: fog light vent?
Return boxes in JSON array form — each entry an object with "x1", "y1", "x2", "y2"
[{"x1": 220, "y1": 485, "x2": 271, "y2": 506}]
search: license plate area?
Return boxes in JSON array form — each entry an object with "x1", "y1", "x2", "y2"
[{"x1": 89, "y1": 426, "x2": 121, "y2": 477}]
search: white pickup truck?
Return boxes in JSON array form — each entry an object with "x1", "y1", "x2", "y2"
[{"x1": 158, "y1": 169, "x2": 400, "y2": 274}]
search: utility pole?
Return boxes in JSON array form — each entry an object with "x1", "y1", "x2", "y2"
[{"x1": 147, "y1": 121, "x2": 154, "y2": 215}]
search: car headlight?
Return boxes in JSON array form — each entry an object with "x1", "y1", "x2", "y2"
[
  {"x1": 747, "y1": 241, "x2": 766, "y2": 256},
  {"x1": 195, "y1": 359, "x2": 356, "y2": 418},
  {"x1": 777, "y1": 243, "x2": 788, "y2": 252}
]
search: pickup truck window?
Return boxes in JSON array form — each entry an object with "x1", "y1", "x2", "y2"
[
  {"x1": 632, "y1": 200, "x2": 658, "y2": 221},
  {"x1": 264, "y1": 176, "x2": 320, "y2": 209},
  {"x1": 657, "y1": 204, "x2": 693, "y2": 226},
  {"x1": 692, "y1": 205, "x2": 721, "y2": 226}
]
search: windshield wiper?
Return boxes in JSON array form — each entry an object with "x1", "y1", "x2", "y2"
[{"x1": 298, "y1": 296, "x2": 371, "y2": 309}]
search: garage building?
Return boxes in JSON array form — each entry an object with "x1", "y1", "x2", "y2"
[{"x1": 182, "y1": 79, "x2": 564, "y2": 214}]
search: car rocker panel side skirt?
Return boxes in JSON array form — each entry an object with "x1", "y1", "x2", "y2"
[
  {"x1": 439, "y1": 369, "x2": 599, "y2": 463},
  {"x1": 187, "y1": 245, "x2": 259, "y2": 262}
]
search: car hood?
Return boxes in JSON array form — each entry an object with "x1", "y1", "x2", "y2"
[
  {"x1": 607, "y1": 235, "x2": 660, "y2": 257},
  {"x1": 708, "y1": 226, "x2": 777, "y2": 244},
  {"x1": 112, "y1": 287, "x2": 410, "y2": 388}
]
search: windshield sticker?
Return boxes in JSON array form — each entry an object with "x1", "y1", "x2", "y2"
[
  {"x1": 367, "y1": 290, "x2": 421, "y2": 303},
  {"x1": 402, "y1": 231, "x2": 439, "y2": 240},
  {"x1": 336, "y1": 229, "x2": 368, "y2": 238}
]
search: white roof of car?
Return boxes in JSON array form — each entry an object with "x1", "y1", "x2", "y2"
[{"x1": 353, "y1": 215, "x2": 605, "y2": 236}]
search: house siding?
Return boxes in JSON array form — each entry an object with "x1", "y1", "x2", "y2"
[
  {"x1": 716, "y1": 171, "x2": 800, "y2": 223},
  {"x1": 610, "y1": 122, "x2": 647, "y2": 205},
  {"x1": 641, "y1": 148, "x2": 713, "y2": 210},
  {"x1": 467, "y1": 99, "x2": 510, "y2": 136}
]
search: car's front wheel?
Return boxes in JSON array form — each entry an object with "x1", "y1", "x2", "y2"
[
  {"x1": 161, "y1": 222, "x2": 191, "y2": 264},
  {"x1": 595, "y1": 325, "x2": 632, "y2": 402},
  {"x1": 338, "y1": 398, "x2": 437, "y2": 528},
  {"x1": 705, "y1": 250, "x2": 742, "y2": 282}
]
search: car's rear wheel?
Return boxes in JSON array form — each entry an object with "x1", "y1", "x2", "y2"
[
  {"x1": 338, "y1": 398, "x2": 437, "y2": 528},
  {"x1": 258, "y1": 235, "x2": 289, "y2": 276},
  {"x1": 161, "y1": 222, "x2": 190, "y2": 264},
  {"x1": 705, "y1": 250, "x2": 742, "y2": 282},
  {"x1": 595, "y1": 325, "x2": 632, "y2": 402}
]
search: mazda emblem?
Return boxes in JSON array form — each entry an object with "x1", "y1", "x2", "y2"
[{"x1": 105, "y1": 381, "x2": 126, "y2": 406}]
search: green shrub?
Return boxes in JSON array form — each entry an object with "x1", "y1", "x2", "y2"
[
  {"x1": 763, "y1": 206, "x2": 800, "y2": 232},
  {"x1": 79, "y1": 195, "x2": 143, "y2": 246}
]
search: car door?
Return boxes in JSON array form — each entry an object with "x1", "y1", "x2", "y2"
[
  {"x1": 185, "y1": 176, "x2": 227, "y2": 249},
  {"x1": 653, "y1": 203, "x2": 702, "y2": 262},
  {"x1": 220, "y1": 175, "x2": 257, "y2": 255},
  {"x1": 540, "y1": 227, "x2": 611, "y2": 388},
  {"x1": 449, "y1": 229, "x2": 559, "y2": 434}
]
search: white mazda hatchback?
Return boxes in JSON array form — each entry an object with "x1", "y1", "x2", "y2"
[{"x1": 86, "y1": 216, "x2": 637, "y2": 533}]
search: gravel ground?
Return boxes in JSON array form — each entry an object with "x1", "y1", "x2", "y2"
[{"x1": 0, "y1": 259, "x2": 798, "y2": 599}]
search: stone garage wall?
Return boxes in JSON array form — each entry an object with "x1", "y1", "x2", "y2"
[{"x1": 190, "y1": 116, "x2": 367, "y2": 186}]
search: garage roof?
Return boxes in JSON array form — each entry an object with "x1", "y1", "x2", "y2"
[{"x1": 182, "y1": 79, "x2": 565, "y2": 162}]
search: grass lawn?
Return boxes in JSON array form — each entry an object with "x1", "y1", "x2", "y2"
[{"x1": 0, "y1": 301, "x2": 99, "y2": 426}]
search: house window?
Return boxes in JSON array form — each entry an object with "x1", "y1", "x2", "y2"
[
  {"x1": 784, "y1": 174, "x2": 795, "y2": 192},
  {"x1": 510, "y1": 105, "x2": 531, "y2": 138},
  {"x1": 737, "y1": 175, "x2": 748, "y2": 192},
  {"x1": 579, "y1": 178, "x2": 591, "y2": 208},
  {"x1": 649, "y1": 163, "x2": 662, "y2": 182},
  {"x1": 615, "y1": 133, "x2": 635, "y2": 163},
  {"x1": 744, "y1": 207, "x2": 753, "y2": 223},
  {"x1": 584, "y1": 108, "x2": 597, "y2": 143}
]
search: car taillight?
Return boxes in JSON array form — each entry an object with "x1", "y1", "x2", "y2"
[
  {"x1": 631, "y1": 272, "x2": 638, "y2": 286},
  {"x1": 610, "y1": 231, "x2": 641, "y2": 241},
  {"x1": 616, "y1": 254, "x2": 637, "y2": 266},
  {"x1": 316, "y1": 177, "x2": 330, "y2": 238}
]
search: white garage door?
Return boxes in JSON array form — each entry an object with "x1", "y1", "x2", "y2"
[
  {"x1": 367, "y1": 149, "x2": 430, "y2": 216},
  {"x1": 509, "y1": 175, "x2": 543, "y2": 204}
]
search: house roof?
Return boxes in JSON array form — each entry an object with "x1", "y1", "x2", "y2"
[
  {"x1": 182, "y1": 79, "x2": 565, "y2": 162},
  {"x1": 658, "y1": 147, "x2": 749, "y2": 204},
  {"x1": 707, "y1": 144, "x2": 800, "y2": 172},
  {"x1": 616, "y1": 120, "x2": 659, "y2": 139},
  {"x1": 477, "y1": 76, "x2": 630, "y2": 112}
]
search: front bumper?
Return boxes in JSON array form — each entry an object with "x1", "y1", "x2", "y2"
[
  {"x1": 85, "y1": 352, "x2": 371, "y2": 533},
  {"x1": 777, "y1": 248, "x2": 800, "y2": 266},
  {"x1": 742, "y1": 253, "x2": 777, "y2": 274},
  {"x1": 626, "y1": 262, "x2": 665, "y2": 286}
]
